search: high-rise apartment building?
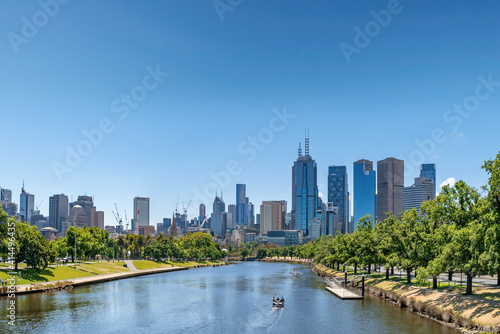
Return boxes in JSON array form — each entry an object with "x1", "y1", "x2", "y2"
[
  {"x1": 420, "y1": 163, "x2": 436, "y2": 198},
  {"x1": 328, "y1": 166, "x2": 349, "y2": 233},
  {"x1": 353, "y1": 159, "x2": 376, "y2": 228},
  {"x1": 49, "y1": 194, "x2": 69, "y2": 231},
  {"x1": 133, "y1": 197, "x2": 150, "y2": 233},
  {"x1": 325, "y1": 203, "x2": 339, "y2": 235},
  {"x1": 260, "y1": 201, "x2": 286, "y2": 235},
  {"x1": 291, "y1": 133, "x2": 318, "y2": 236},
  {"x1": 377, "y1": 158, "x2": 404, "y2": 222},
  {"x1": 403, "y1": 177, "x2": 435, "y2": 212}
]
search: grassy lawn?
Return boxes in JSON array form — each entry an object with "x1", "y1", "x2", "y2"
[
  {"x1": 77, "y1": 262, "x2": 129, "y2": 275},
  {"x1": 133, "y1": 260, "x2": 223, "y2": 270},
  {"x1": 0, "y1": 266, "x2": 95, "y2": 285},
  {"x1": 0, "y1": 260, "x2": 225, "y2": 285}
]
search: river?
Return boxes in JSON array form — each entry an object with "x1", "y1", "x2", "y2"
[{"x1": 0, "y1": 262, "x2": 459, "y2": 333}]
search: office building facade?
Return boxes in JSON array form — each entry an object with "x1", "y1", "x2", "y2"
[
  {"x1": 211, "y1": 195, "x2": 226, "y2": 236},
  {"x1": 328, "y1": 165, "x2": 349, "y2": 234},
  {"x1": 236, "y1": 184, "x2": 248, "y2": 225},
  {"x1": 353, "y1": 159, "x2": 376, "y2": 228},
  {"x1": 403, "y1": 177, "x2": 435, "y2": 212},
  {"x1": 377, "y1": 158, "x2": 404, "y2": 222},
  {"x1": 133, "y1": 197, "x2": 150, "y2": 233},
  {"x1": 420, "y1": 163, "x2": 436, "y2": 198},
  {"x1": 291, "y1": 134, "x2": 318, "y2": 236},
  {"x1": 260, "y1": 200, "x2": 286, "y2": 235},
  {"x1": 19, "y1": 185, "x2": 35, "y2": 224},
  {"x1": 49, "y1": 194, "x2": 69, "y2": 232}
]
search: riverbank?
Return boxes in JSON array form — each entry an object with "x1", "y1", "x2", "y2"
[
  {"x1": 261, "y1": 258, "x2": 500, "y2": 333},
  {"x1": 0, "y1": 260, "x2": 227, "y2": 297}
]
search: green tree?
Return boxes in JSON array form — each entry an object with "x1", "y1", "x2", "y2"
[
  {"x1": 481, "y1": 152, "x2": 500, "y2": 286},
  {"x1": 438, "y1": 181, "x2": 488, "y2": 295}
]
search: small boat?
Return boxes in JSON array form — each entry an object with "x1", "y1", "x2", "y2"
[{"x1": 273, "y1": 298, "x2": 285, "y2": 307}]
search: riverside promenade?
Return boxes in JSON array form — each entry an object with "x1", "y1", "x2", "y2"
[{"x1": 0, "y1": 266, "x2": 188, "y2": 297}]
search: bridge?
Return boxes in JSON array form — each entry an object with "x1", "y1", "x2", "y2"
[{"x1": 324, "y1": 276, "x2": 363, "y2": 300}]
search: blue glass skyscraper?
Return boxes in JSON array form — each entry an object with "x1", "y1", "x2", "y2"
[
  {"x1": 328, "y1": 166, "x2": 349, "y2": 234},
  {"x1": 236, "y1": 184, "x2": 248, "y2": 225},
  {"x1": 420, "y1": 164, "x2": 436, "y2": 198},
  {"x1": 291, "y1": 134, "x2": 318, "y2": 236},
  {"x1": 353, "y1": 159, "x2": 376, "y2": 229}
]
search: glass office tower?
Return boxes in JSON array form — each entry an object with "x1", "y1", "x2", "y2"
[
  {"x1": 328, "y1": 166, "x2": 349, "y2": 234},
  {"x1": 420, "y1": 163, "x2": 436, "y2": 198},
  {"x1": 291, "y1": 134, "x2": 318, "y2": 236},
  {"x1": 353, "y1": 159, "x2": 376, "y2": 229}
]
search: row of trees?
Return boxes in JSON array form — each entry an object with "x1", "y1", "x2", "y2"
[
  {"x1": 244, "y1": 152, "x2": 500, "y2": 295},
  {"x1": 0, "y1": 208, "x2": 225, "y2": 270}
]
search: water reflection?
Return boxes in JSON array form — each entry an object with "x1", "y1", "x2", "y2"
[{"x1": 0, "y1": 262, "x2": 459, "y2": 334}]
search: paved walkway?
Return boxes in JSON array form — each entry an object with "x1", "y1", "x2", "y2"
[{"x1": 124, "y1": 260, "x2": 138, "y2": 271}]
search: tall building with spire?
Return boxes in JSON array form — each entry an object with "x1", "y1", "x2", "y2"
[
  {"x1": 291, "y1": 130, "x2": 318, "y2": 236},
  {"x1": 170, "y1": 212, "x2": 177, "y2": 237},
  {"x1": 19, "y1": 183, "x2": 35, "y2": 224}
]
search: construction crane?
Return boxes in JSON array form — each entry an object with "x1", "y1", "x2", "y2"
[
  {"x1": 113, "y1": 203, "x2": 124, "y2": 229},
  {"x1": 175, "y1": 197, "x2": 179, "y2": 214},
  {"x1": 183, "y1": 200, "x2": 192, "y2": 218},
  {"x1": 35, "y1": 200, "x2": 43, "y2": 211},
  {"x1": 200, "y1": 216, "x2": 208, "y2": 228}
]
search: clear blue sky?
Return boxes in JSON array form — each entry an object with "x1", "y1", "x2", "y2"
[{"x1": 1, "y1": 0, "x2": 499, "y2": 227}]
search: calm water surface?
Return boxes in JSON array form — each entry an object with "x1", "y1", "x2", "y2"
[{"x1": 0, "y1": 262, "x2": 459, "y2": 333}]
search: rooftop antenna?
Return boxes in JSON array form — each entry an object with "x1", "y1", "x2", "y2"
[
  {"x1": 298, "y1": 143, "x2": 302, "y2": 157},
  {"x1": 305, "y1": 128, "x2": 310, "y2": 156}
]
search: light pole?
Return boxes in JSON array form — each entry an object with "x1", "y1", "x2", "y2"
[
  {"x1": 113, "y1": 238, "x2": 115, "y2": 263},
  {"x1": 74, "y1": 226, "x2": 77, "y2": 268}
]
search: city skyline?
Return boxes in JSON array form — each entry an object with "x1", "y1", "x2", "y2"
[{"x1": 1, "y1": 1, "x2": 499, "y2": 227}]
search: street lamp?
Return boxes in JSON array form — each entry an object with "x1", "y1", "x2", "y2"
[
  {"x1": 113, "y1": 238, "x2": 115, "y2": 263},
  {"x1": 74, "y1": 226, "x2": 77, "y2": 268}
]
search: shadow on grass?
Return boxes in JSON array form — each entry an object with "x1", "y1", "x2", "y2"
[{"x1": 1, "y1": 268, "x2": 54, "y2": 283}]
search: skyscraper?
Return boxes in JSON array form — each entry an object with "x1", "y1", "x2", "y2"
[
  {"x1": 49, "y1": 194, "x2": 69, "y2": 232},
  {"x1": 0, "y1": 188, "x2": 12, "y2": 202},
  {"x1": 328, "y1": 166, "x2": 349, "y2": 233},
  {"x1": 70, "y1": 196, "x2": 94, "y2": 226},
  {"x1": 420, "y1": 163, "x2": 436, "y2": 198},
  {"x1": 199, "y1": 204, "x2": 206, "y2": 218},
  {"x1": 211, "y1": 195, "x2": 226, "y2": 236},
  {"x1": 377, "y1": 158, "x2": 404, "y2": 222},
  {"x1": 19, "y1": 184, "x2": 35, "y2": 224},
  {"x1": 325, "y1": 203, "x2": 339, "y2": 235},
  {"x1": 236, "y1": 184, "x2": 247, "y2": 225},
  {"x1": 353, "y1": 159, "x2": 376, "y2": 228},
  {"x1": 227, "y1": 204, "x2": 237, "y2": 229},
  {"x1": 260, "y1": 201, "x2": 286, "y2": 235},
  {"x1": 403, "y1": 177, "x2": 435, "y2": 212},
  {"x1": 133, "y1": 197, "x2": 150, "y2": 233},
  {"x1": 291, "y1": 132, "x2": 318, "y2": 236}
]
